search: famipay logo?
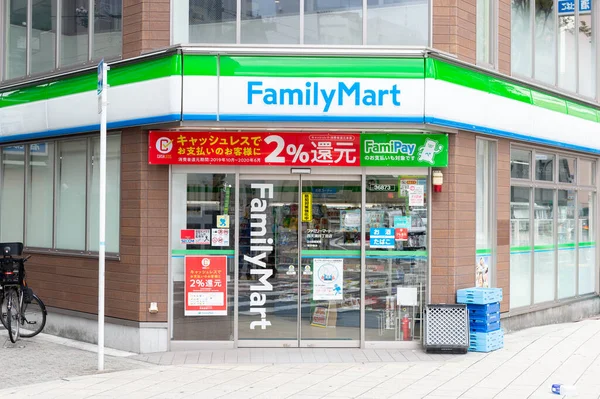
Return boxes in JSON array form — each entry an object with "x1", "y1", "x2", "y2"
[
  {"x1": 364, "y1": 138, "x2": 444, "y2": 164},
  {"x1": 247, "y1": 81, "x2": 401, "y2": 112}
]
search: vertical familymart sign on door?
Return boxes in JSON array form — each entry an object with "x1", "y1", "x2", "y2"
[{"x1": 149, "y1": 132, "x2": 448, "y2": 168}]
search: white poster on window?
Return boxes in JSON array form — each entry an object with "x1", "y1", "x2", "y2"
[
  {"x1": 211, "y1": 229, "x2": 230, "y2": 246},
  {"x1": 313, "y1": 259, "x2": 344, "y2": 300},
  {"x1": 408, "y1": 185, "x2": 424, "y2": 206}
]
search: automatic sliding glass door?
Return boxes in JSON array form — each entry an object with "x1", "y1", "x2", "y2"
[
  {"x1": 299, "y1": 177, "x2": 361, "y2": 347},
  {"x1": 238, "y1": 175, "x2": 361, "y2": 347}
]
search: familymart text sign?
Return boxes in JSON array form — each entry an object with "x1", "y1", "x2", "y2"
[
  {"x1": 149, "y1": 131, "x2": 448, "y2": 168},
  {"x1": 218, "y1": 77, "x2": 425, "y2": 122}
]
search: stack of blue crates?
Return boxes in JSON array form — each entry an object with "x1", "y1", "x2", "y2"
[{"x1": 456, "y1": 287, "x2": 503, "y2": 353}]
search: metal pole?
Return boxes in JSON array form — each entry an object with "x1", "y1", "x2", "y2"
[{"x1": 98, "y1": 60, "x2": 109, "y2": 371}]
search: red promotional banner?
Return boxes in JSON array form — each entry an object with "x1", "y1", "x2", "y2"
[
  {"x1": 149, "y1": 131, "x2": 360, "y2": 166},
  {"x1": 184, "y1": 256, "x2": 227, "y2": 316}
]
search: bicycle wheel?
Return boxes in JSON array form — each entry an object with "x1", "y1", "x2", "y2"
[
  {"x1": 20, "y1": 294, "x2": 47, "y2": 338},
  {"x1": 0, "y1": 293, "x2": 7, "y2": 330},
  {"x1": 7, "y1": 288, "x2": 20, "y2": 343}
]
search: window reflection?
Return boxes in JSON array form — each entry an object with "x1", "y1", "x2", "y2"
[
  {"x1": 304, "y1": 0, "x2": 363, "y2": 45},
  {"x1": 510, "y1": 186, "x2": 532, "y2": 308},
  {"x1": 189, "y1": 0, "x2": 237, "y2": 44},
  {"x1": 241, "y1": 0, "x2": 300, "y2": 44},
  {"x1": 558, "y1": 14, "x2": 576, "y2": 92},
  {"x1": 535, "y1": 152, "x2": 554, "y2": 182},
  {"x1": 5, "y1": 0, "x2": 27, "y2": 80},
  {"x1": 534, "y1": 0, "x2": 556, "y2": 85},
  {"x1": 93, "y1": 0, "x2": 122, "y2": 59},
  {"x1": 61, "y1": 0, "x2": 90, "y2": 66},
  {"x1": 31, "y1": 0, "x2": 57, "y2": 75},
  {"x1": 366, "y1": 0, "x2": 427, "y2": 45}
]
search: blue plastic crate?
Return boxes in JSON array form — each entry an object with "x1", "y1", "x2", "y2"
[
  {"x1": 470, "y1": 311, "x2": 500, "y2": 324},
  {"x1": 457, "y1": 287, "x2": 503, "y2": 305},
  {"x1": 467, "y1": 302, "x2": 500, "y2": 316},
  {"x1": 469, "y1": 329, "x2": 504, "y2": 352},
  {"x1": 469, "y1": 339, "x2": 504, "y2": 352},
  {"x1": 469, "y1": 320, "x2": 500, "y2": 333},
  {"x1": 470, "y1": 329, "x2": 503, "y2": 343}
]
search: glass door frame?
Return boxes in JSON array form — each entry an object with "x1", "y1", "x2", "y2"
[
  {"x1": 168, "y1": 165, "x2": 430, "y2": 350},
  {"x1": 236, "y1": 173, "x2": 363, "y2": 348}
]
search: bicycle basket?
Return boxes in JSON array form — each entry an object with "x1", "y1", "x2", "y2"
[{"x1": 0, "y1": 260, "x2": 20, "y2": 284}]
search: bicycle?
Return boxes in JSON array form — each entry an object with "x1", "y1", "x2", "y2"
[{"x1": 0, "y1": 243, "x2": 47, "y2": 343}]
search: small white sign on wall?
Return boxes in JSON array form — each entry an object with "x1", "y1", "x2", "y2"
[{"x1": 397, "y1": 287, "x2": 418, "y2": 307}]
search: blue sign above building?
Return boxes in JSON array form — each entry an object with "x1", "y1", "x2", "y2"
[{"x1": 558, "y1": 0, "x2": 591, "y2": 14}]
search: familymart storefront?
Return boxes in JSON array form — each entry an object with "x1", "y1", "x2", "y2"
[{"x1": 151, "y1": 131, "x2": 448, "y2": 348}]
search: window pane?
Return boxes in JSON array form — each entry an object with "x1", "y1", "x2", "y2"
[
  {"x1": 557, "y1": 190, "x2": 576, "y2": 299},
  {"x1": 93, "y1": 0, "x2": 122, "y2": 59},
  {"x1": 172, "y1": 173, "x2": 235, "y2": 340},
  {"x1": 578, "y1": 190, "x2": 595, "y2": 294},
  {"x1": 476, "y1": 0, "x2": 491, "y2": 64},
  {"x1": 558, "y1": 15, "x2": 576, "y2": 92},
  {"x1": 189, "y1": 0, "x2": 236, "y2": 44},
  {"x1": 579, "y1": 159, "x2": 595, "y2": 186},
  {"x1": 88, "y1": 135, "x2": 121, "y2": 253},
  {"x1": 5, "y1": 0, "x2": 27, "y2": 80},
  {"x1": 61, "y1": 0, "x2": 90, "y2": 66},
  {"x1": 56, "y1": 140, "x2": 87, "y2": 250},
  {"x1": 476, "y1": 140, "x2": 495, "y2": 288},
  {"x1": 510, "y1": 186, "x2": 531, "y2": 308},
  {"x1": 0, "y1": 147, "x2": 25, "y2": 242},
  {"x1": 534, "y1": 188, "x2": 554, "y2": 303},
  {"x1": 365, "y1": 175, "x2": 427, "y2": 341},
  {"x1": 31, "y1": 0, "x2": 57, "y2": 75},
  {"x1": 241, "y1": 0, "x2": 299, "y2": 44},
  {"x1": 366, "y1": 0, "x2": 428, "y2": 45},
  {"x1": 511, "y1": 148, "x2": 531, "y2": 179},
  {"x1": 558, "y1": 157, "x2": 575, "y2": 183},
  {"x1": 535, "y1": 152, "x2": 554, "y2": 181},
  {"x1": 578, "y1": 11, "x2": 594, "y2": 97},
  {"x1": 304, "y1": 0, "x2": 362, "y2": 45},
  {"x1": 26, "y1": 143, "x2": 54, "y2": 247},
  {"x1": 511, "y1": 0, "x2": 532, "y2": 77},
  {"x1": 535, "y1": 0, "x2": 556, "y2": 85}
]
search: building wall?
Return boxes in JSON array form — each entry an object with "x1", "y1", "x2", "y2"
[
  {"x1": 123, "y1": 0, "x2": 171, "y2": 59},
  {"x1": 430, "y1": 132, "x2": 511, "y2": 312},
  {"x1": 430, "y1": 132, "x2": 477, "y2": 303},
  {"x1": 121, "y1": 128, "x2": 170, "y2": 323},
  {"x1": 432, "y1": 0, "x2": 511, "y2": 75}
]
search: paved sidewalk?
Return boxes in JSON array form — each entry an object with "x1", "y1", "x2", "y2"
[
  {"x1": 1, "y1": 320, "x2": 600, "y2": 398},
  {"x1": 0, "y1": 331, "x2": 149, "y2": 389}
]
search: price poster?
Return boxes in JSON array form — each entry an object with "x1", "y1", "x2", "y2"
[{"x1": 185, "y1": 256, "x2": 227, "y2": 316}]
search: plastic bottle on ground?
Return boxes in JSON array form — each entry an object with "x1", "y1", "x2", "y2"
[{"x1": 551, "y1": 383, "x2": 578, "y2": 396}]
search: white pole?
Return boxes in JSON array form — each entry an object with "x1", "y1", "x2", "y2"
[{"x1": 98, "y1": 60, "x2": 109, "y2": 371}]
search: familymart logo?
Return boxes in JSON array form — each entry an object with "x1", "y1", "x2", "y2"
[{"x1": 247, "y1": 81, "x2": 401, "y2": 112}]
